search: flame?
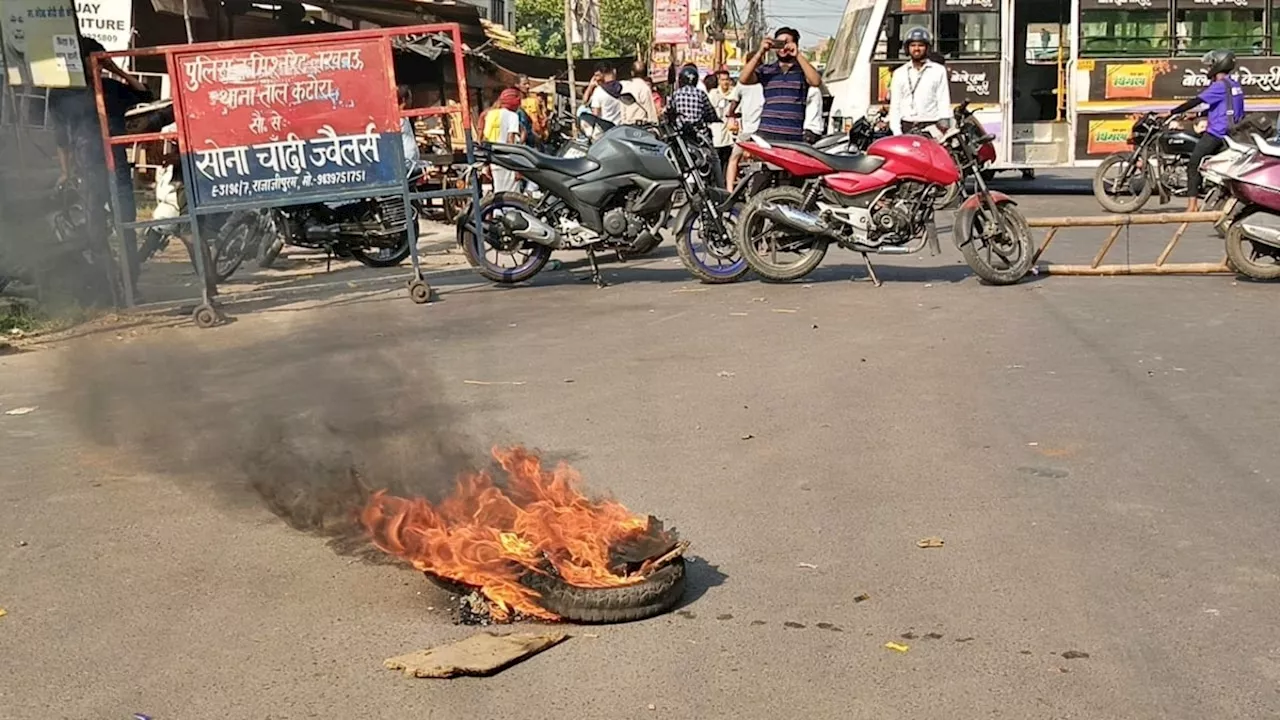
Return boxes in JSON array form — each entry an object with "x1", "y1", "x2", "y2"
[{"x1": 360, "y1": 446, "x2": 670, "y2": 621}]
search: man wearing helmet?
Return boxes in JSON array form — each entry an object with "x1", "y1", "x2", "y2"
[
  {"x1": 887, "y1": 27, "x2": 952, "y2": 137},
  {"x1": 671, "y1": 63, "x2": 721, "y2": 148},
  {"x1": 1166, "y1": 50, "x2": 1245, "y2": 212}
]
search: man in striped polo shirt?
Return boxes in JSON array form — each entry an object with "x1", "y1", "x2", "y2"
[{"x1": 738, "y1": 27, "x2": 823, "y2": 143}]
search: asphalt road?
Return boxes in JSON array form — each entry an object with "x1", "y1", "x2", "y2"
[{"x1": 2, "y1": 184, "x2": 1280, "y2": 719}]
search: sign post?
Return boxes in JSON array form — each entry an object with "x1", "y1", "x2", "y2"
[{"x1": 90, "y1": 24, "x2": 479, "y2": 325}]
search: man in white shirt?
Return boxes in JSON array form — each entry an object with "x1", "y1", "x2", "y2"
[
  {"x1": 804, "y1": 85, "x2": 825, "y2": 142},
  {"x1": 888, "y1": 27, "x2": 952, "y2": 136},
  {"x1": 585, "y1": 64, "x2": 624, "y2": 126},
  {"x1": 620, "y1": 61, "x2": 658, "y2": 125},
  {"x1": 724, "y1": 80, "x2": 764, "y2": 188},
  {"x1": 707, "y1": 71, "x2": 737, "y2": 167}
]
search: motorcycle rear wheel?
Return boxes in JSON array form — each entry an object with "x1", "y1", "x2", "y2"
[
  {"x1": 935, "y1": 181, "x2": 962, "y2": 210},
  {"x1": 1093, "y1": 153, "x2": 1153, "y2": 213},
  {"x1": 958, "y1": 203, "x2": 1035, "y2": 285},
  {"x1": 350, "y1": 235, "x2": 413, "y2": 268},
  {"x1": 737, "y1": 186, "x2": 829, "y2": 283},
  {"x1": 1224, "y1": 224, "x2": 1280, "y2": 280},
  {"x1": 459, "y1": 192, "x2": 553, "y2": 284}
]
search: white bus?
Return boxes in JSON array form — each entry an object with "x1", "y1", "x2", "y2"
[{"x1": 823, "y1": 0, "x2": 1280, "y2": 170}]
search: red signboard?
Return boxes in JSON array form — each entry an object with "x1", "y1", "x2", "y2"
[{"x1": 173, "y1": 37, "x2": 402, "y2": 209}]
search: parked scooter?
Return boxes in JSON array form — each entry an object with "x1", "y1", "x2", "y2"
[{"x1": 1215, "y1": 131, "x2": 1280, "y2": 279}]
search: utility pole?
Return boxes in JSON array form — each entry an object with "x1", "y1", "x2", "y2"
[
  {"x1": 710, "y1": 0, "x2": 726, "y2": 69},
  {"x1": 565, "y1": 0, "x2": 578, "y2": 113}
]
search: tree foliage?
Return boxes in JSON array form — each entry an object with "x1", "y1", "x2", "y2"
[{"x1": 515, "y1": 0, "x2": 652, "y2": 58}]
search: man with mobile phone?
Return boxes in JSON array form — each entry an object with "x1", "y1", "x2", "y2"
[{"x1": 737, "y1": 27, "x2": 822, "y2": 144}]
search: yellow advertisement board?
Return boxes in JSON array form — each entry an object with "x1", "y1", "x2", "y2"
[{"x1": 1, "y1": 0, "x2": 85, "y2": 88}]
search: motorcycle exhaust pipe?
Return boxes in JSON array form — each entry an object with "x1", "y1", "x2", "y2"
[
  {"x1": 758, "y1": 202, "x2": 835, "y2": 237},
  {"x1": 498, "y1": 210, "x2": 561, "y2": 248}
]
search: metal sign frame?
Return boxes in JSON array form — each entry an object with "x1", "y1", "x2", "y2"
[{"x1": 90, "y1": 23, "x2": 482, "y2": 325}]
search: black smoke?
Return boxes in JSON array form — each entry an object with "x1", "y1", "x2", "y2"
[{"x1": 61, "y1": 325, "x2": 482, "y2": 559}]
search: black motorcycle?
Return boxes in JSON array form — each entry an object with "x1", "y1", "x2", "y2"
[
  {"x1": 1092, "y1": 112, "x2": 1200, "y2": 213},
  {"x1": 457, "y1": 108, "x2": 744, "y2": 286}
]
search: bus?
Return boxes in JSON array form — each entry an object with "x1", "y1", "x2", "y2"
[{"x1": 822, "y1": 0, "x2": 1280, "y2": 170}]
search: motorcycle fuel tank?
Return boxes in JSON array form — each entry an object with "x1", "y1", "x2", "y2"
[
  {"x1": 868, "y1": 135, "x2": 960, "y2": 186},
  {"x1": 587, "y1": 125, "x2": 680, "y2": 181},
  {"x1": 1160, "y1": 131, "x2": 1199, "y2": 156}
]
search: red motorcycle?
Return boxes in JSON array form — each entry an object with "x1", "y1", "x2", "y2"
[{"x1": 734, "y1": 123, "x2": 1034, "y2": 286}]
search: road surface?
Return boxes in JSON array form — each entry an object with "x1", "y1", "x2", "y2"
[{"x1": 2, "y1": 183, "x2": 1278, "y2": 719}]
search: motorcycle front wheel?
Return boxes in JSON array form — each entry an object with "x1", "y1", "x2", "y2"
[
  {"x1": 736, "y1": 186, "x2": 829, "y2": 282},
  {"x1": 958, "y1": 202, "x2": 1035, "y2": 285},
  {"x1": 458, "y1": 192, "x2": 553, "y2": 284},
  {"x1": 211, "y1": 211, "x2": 264, "y2": 282},
  {"x1": 1202, "y1": 186, "x2": 1228, "y2": 238},
  {"x1": 676, "y1": 201, "x2": 749, "y2": 284},
  {"x1": 1093, "y1": 153, "x2": 1153, "y2": 213}
]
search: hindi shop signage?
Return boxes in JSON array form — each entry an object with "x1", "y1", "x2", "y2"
[
  {"x1": 654, "y1": 0, "x2": 690, "y2": 45},
  {"x1": 1086, "y1": 58, "x2": 1280, "y2": 103},
  {"x1": 1077, "y1": 0, "x2": 1172, "y2": 9},
  {"x1": 173, "y1": 39, "x2": 402, "y2": 211},
  {"x1": 1075, "y1": 113, "x2": 1138, "y2": 160},
  {"x1": 872, "y1": 60, "x2": 999, "y2": 106}
]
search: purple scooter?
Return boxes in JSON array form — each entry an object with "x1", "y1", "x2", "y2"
[{"x1": 1218, "y1": 133, "x2": 1280, "y2": 280}]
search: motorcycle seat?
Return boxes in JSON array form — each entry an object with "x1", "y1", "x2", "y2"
[
  {"x1": 488, "y1": 143, "x2": 601, "y2": 175},
  {"x1": 812, "y1": 132, "x2": 850, "y2": 151},
  {"x1": 768, "y1": 141, "x2": 887, "y2": 174},
  {"x1": 1252, "y1": 133, "x2": 1280, "y2": 158}
]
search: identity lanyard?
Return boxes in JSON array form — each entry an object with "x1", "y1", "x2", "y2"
[{"x1": 907, "y1": 63, "x2": 930, "y2": 113}]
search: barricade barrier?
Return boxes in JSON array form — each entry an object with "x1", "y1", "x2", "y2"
[{"x1": 1029, "y1": 211, "x2": 1230, "y2": 276}]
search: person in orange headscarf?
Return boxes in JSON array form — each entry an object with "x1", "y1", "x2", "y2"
[{"x1": 485, "y1": 88, "x2": 525, "y2": 192}]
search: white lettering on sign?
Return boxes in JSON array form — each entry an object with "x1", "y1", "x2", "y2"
[
  {"x1": 949, "y1": 69, "x2": 991, "y2": 96},
  {"x1": 1181, "y1": 65, "x2": 1280, "y2": 93},
  {"x1": 1190, "y1": 0, "x2": 1249, "y2": 5},
  {"x1": 1094, "y1": 0, "x2": 1153, "y2": 7},
  {"x1": 77, "y1": 0, "x2": 131, "y2": 51},
  {"x1": 181, "y1": 49, "x2": 367, "y2": 92},
  {"x1": 193, "y1": 124, "x2": 384, "y2": 182},
  {"x1": 943, "y1": 0, "x2": 996, "y2": 8}
]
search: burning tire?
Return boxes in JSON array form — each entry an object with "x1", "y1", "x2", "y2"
[{"x1": 519, "y1": 557, "x2": 687, "y2": 624}]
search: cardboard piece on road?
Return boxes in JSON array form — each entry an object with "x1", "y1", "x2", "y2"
[{"x1": 385, "y1": 631, "x2": 569, "y2": 678}]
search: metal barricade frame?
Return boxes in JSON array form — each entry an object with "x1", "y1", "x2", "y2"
[{"x1": 89, "y1": 23, "x2": 484, "y2": 327}]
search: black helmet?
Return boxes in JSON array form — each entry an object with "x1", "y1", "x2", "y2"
[
  {"x1": 678, "y1": 65, "x2": 700, "y2": 89},
  {"x1": 903, "y1": 27, "x2": 932, "y2": 49},
  {"x1": 1202, "y1": 49, "x2": 1236, "y2": 76}
]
